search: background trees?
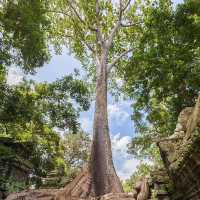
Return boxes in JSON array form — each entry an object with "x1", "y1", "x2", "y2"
[
  {"x1": 0, "y1": 0, "x2": 50, "y2": 73},
  {"x1": 1, "y1": 0, "x2": 91, "y2": 186},
  {"x1": 60, "y1": 132, "x2": 91, "y2": 180},
  {"x1": 122, "y1": 0, "x2": 200, "y2": 163},
  {"x1": 0, "y1": 76, "x2": 91, "y2": 192}
]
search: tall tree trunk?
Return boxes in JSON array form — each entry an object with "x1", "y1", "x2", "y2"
[{"x1": 90, "y1": 52, "x2": 123, "y2": 196}]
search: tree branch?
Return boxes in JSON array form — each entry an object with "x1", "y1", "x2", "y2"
[
  {"x1": 106, "y1": 0, "x2": 132, "y2": 49},
  {"x1": 106, "y1": 21, "x2": 121, "y2": 49},
  {"x1": 122, "y1": 0, "x2": 131, "y2": 13},
  {"x1": 82, "y1": 40, "x2": 95, "y2": 53},
  {"x1": 121, "y1": 21, "x2": 142, "y2": 27},
  {"x1": 68, "y1": 15, "x2": 96, "y2": 54},
  {"x1": 67, "y1": 1, "x2": 85, "y2": 24},
  {"x1": 119, "y1": 0, "x2": 131, "y2": 19},
  {"x1": 67, "y1": 0, "x2": 96, "y2": 32},
  {"x1": 95, "y1": 0, "x2": 104, "y2": 45},
  {"x1": 107, "y1": 48, "x2": 133, "y2": 73}
]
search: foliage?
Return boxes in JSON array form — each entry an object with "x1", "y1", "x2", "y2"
[
  {"x1": 0, "y1": 177, "x2": 27, "y2": 195},
  {"x1": 24, "y1": 0, "x2": 147, "y2": 91},
  {"x1": 5, "y1": 178, "x2": 27, "y2": 194},
  {"x1": 32, "y1": 132, "x2": 91, "y2": 188},
  {"x1": 121, "y1": 0, "x2": 200, "y2": 160},
  {"x1": 56, "y1": 132, "x2": 91, "y2": 184},
  {"x1": 0, "y1": 0, "x2": 50, "y2": 73},
  {"x1": 0, "y1": 77, "x2": 90, "y2": 187},
  {"x1": 0, "y1": 0, "x2": 94, "y2": 194},
  {"x1": 61, "y1": 132, "x2": 91, "y2": 168},
  {"x1": 0, "y1": 75, "x2": 90, "y2": 135},
  {"x1": 123, "y1": 163, "x2": 152, "y2": 192}
]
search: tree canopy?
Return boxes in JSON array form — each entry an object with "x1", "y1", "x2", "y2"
[
  {"x1": 122, "y1": 0, "x2": 200, "y2": 160},
  {"x1": 0, "y1": 0, "x2": 50, "y2": 73}
]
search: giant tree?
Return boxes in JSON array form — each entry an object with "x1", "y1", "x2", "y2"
[{"x1": 44, "y1": 0, "x2": 144, "y2": 196}]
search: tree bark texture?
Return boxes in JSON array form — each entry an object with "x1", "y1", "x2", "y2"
[{"x1": 90, "y1": 52, "x2": 123, "y2": 196}]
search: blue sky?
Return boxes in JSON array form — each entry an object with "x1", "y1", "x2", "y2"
[
  {"x1": 174, "y1": 0, "x2": 184, "y2": 4},
  {"x1": 7, "y1": 0, "x2": 183, "y2": 181}
]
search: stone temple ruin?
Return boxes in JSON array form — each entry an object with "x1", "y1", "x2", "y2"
[
  {"x1": 5, "y1": 95, "x2": 200, "y2": 200},
  {"x1": 156, "y1": 95, "x2": 200, "y2": 200}
]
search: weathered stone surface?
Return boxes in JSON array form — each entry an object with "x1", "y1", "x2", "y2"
[
  {"x1": 5, "y1": 166, "x2": 91, "y2": 200},
  {"x1": 6, "y1": 192, "x2": 137, "y2": 200},
  {"x1": 0, "y1": 138, "x2": 34, "y2": 199},
  {"x1": 148, "y1": 169, "x2": 172, "y2": 200},
  {"x1": 133, "y1": 178, "x2": 149, "y2": 200},
  {"x1": 55, "y1": 165, "x2": 91, "y2": 200},
  {"x1": 157, "y1": 95, "x2": 200, "y2": 200},
  {"x1": 6, "y1": 172, "x2": 139, "y2": 200},
  {"x1": 99, "y1": 193, "x2": 136, "y2": 200},
  {"x1": 5, "y1": 189, "x2": 59, "y2": 200}
]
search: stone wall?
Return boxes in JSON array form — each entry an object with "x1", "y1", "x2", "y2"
[
  {"x1": 0, "y1": 138, "x2": 33, "y2": 199},
  {"x1": 148, "y1": 169, "x2": 172, "y2": 200},
  {"x1": 158, "y1": 96, "x2": 200, "y2": 200}
]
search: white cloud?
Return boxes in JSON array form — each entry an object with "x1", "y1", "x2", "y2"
[
  {"x1": 117, "y1": 158, "x2": 140, "y2": 181},
  {"x1": 7, "y1": 67, "x2": 23, "y2": 85},
  {"x1": 108, "y1": 104, "x2": 129, "y2": 123},
  {"x1": 111, "y1": 133, "x2": 140, "y2": 180},
  {"x1": 112, "y1": 133, "x2": 131, "y2": 158},
  {"x1": 79, "y1": 117, "x2": 93, "y2": 134}
]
